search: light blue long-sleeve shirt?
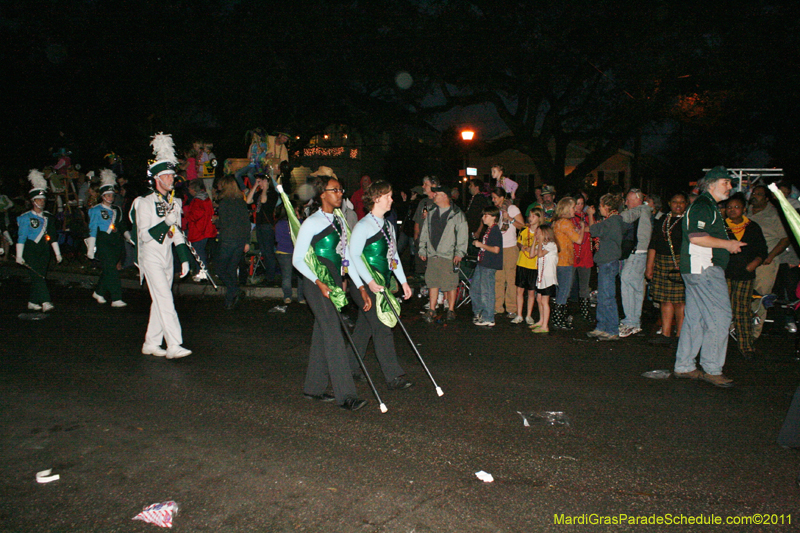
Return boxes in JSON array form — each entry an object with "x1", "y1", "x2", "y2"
[
  {"x1": 292, "y1": 209, "x2": 363, "y2": 287},
  {"x1": 349, "y1": 214, "x2": 407, "y2": 286}
]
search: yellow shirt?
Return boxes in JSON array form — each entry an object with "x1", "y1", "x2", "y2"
[{"x1": 516, "y1": 227, "x2": 538, "y2": 269}]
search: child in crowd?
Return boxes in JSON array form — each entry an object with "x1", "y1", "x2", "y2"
[
  {"x1": 513, "y1": 208, "x2": 542, "y2": 325},
  {"x1": 531, "y1": 224, "x2": 558, "y2": 333},
  {"x1": 274, "y1": 202, "x2": 305, "y2": 306},
  {"x1": 587, "y1": 193, "x2": 626, "y2": 341},
  {"x1": 472, "y1": 205, "x2": 503, "y2": 327}
]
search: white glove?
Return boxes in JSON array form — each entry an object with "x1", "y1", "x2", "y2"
[
  {"x1": 180, "y1": 261, "x2": 190, "y2": 278},
  {"x1": 52, "y1": 242, "x2": 62, "y2": 263},
  {"x1": 164, "y1": 206, "x2": 179, "y2": 227},
  {"x1": 85, "y1": 237, "x2": 96, "y2": 260},
  {"x1": 16, "y1": 243, "x2": 25, "y2": 264},
  {"x1": 123, "y1": 231, "x2": 134, "y2": 245}
]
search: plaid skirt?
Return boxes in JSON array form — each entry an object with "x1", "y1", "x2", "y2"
[{"x1": 651, "y1": 253, "x2": 685, "y2": 303}]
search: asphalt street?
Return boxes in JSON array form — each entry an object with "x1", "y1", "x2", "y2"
[{"x1": 1, "y1": 274, "x2": 799, "y2": 532}]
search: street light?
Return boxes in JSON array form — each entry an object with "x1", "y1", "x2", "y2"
[{"x1": 460, "y1": 128, "x2": 475, "y2": 200}]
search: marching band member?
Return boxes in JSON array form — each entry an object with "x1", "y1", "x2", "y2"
[
  {"x1": 130, "y1": 133, "x2": 192, "y2": 359},
  {"x1": 292, "y1": 167, "x2": 370, "y2": 411},
  {"x1": 348, "y1": 180, "x2": 413, "y2": 391},
  {"x1": 16, "y1": 170, "x2": 61, "y2": 311},
  {"x1": 86, "y1": 169, "x2": 131, "y2": 307}
]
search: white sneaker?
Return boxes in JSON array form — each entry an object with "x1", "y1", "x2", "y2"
[
  {"x1": 142, "y1": 344, "x2": 167, "y2": 357},
  {"x1": 284, "y1": 298, "x2": 292, "y2": 304},
  {"x1": 525, "y1": 316, "x2": 535, "y2": 326},
  {"x1": 475, "y1": 320, "x2": 495, "y2": 327},
  {"x1": 787, "y1": 321, "x2": 798, "y2": 334},
  {"x1": 618, "y1": 325, "x2": 642, "y2": 338},
  {"x1": 507, "y1": 312, "x2": 517, "y2": 319},
  {"x1": 269, "y1": 305, "x2": 287, "y2": 313},
  {"x1": 511, "y1": 315, "x2": 523, "y2": 324},
  {"x1": 92, "y1": 292, "x2": 107, "y2": 304},
  {"x1": 166, "y1": 346, "x2": 192, "y2": 359},
  {"x1": 42, "y1": 302, "x2": 54, "y2": 312},
  {"x1": 111, "y1": 300, "x2": 127, "y2": 308},
  {"x1": 27, "y1": 302, "x2": 42, "y2": 310}
]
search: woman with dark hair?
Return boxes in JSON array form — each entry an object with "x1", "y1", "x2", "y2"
[
  {"x1": 292, "y1": 167, "x2": 370, "y2": 411},
  {"x1": 348, "y1": 180, "x2": 414, "y2": 391},
  {"x1": 213, "y1": 176, "x2": 251, "y2": 310},
  {"x1": 645, "y1": 192, "x2": 688, "y2": 345},
  {"x1": 490, "y1": 188, "x2": 524, "y2": 318}
]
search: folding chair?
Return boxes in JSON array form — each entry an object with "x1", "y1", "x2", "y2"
[{"x1": 455, "y1": 256, "x2": 477, "y2": 309}]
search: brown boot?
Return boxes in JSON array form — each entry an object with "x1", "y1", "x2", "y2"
[
  {"x1": 700, "y1": 373, "x2": 734, "y2": 388},
  {"x1": 673, "y1": 369, "x2": 703, "y2": 380}
]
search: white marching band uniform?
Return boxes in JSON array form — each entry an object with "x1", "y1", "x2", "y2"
[{"x1": 131, "y1": 190, "x2": 191, "y2": 358}]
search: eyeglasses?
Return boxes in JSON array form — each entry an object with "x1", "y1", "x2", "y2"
[{"x1": 324, "y1": 188, "x2": 345, "y2": 193}]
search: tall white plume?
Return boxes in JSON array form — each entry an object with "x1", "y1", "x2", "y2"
[
  {"x1": 28, "y1": 169, "x2": 47, "y2": 190},
  {"x1": 150, "y1": 132, "x2": 178, "y2": 164},
  {"x1": 100, "y1": 168, "x2": 117, "y2": 188}
]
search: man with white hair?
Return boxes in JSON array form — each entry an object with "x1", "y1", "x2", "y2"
[
  {"x1": 673, "y1": 166, "x2": 745, "y2": 388},
  {"x1": 418, "y1": 184, "x2": 469, "y2": 322},
  {"x1": 618, "y1": 188, "x2": 653, "y2": 338},
  {"x1": 131, "y1": 133, "x2": 192, "y2": 360}
]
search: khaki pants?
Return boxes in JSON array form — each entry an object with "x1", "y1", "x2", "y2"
[
  {"x1": 753, "y1": 260, "x2": 780, "y2": 296},
  {"x1": 494, "y1": 246, "x2": 518, "y2": 313}
]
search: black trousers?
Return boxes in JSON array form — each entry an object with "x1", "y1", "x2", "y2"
[
  {"x1": 303, "y1": 277, "x2": 358, "y2": 405},
  {"x1": 347, "y1": 283, "x2": 405, "y2": 383}
]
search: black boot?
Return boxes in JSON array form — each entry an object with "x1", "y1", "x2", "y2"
[
  {"x1": 561, "y1": 304, "x2": 574, "y2": 330},
  {"x1": 580, "y1": 298, "x2": 592, "y2": 322},
  {"x1": 551, "y1": 304, "x2": 564, "y2": 329}
]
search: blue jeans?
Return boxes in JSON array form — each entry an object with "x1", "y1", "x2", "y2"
[
  {"x1": 675, "y1": 266, "x2": 732, "y2": 375},
  {"x1": 555, "y1": 265, "x2": 575, "y2": 305},
  {"x1": 190, "y1": 238, "x2": 208, "y2": 272},
  {"x1": 596, "y1": 261, "x2": 620, "y2": 335},
  {"x1": 234, "y1": 163, "x2": 259, "y2": 190},
  {"x1": 277, "y1": 252, "x2": 304, "y2": 302},
  {"x1": 620, "y1": 252, "x2": 647, "y2": 328},
  {"x1": 255, "y1": 223, "x2": 277, "y2": 282},
  {"x1": 216, "y1": 241, "x2": 246, "y2": 306},
  {"x1": 471, "y1": 265, "x2": 496, "y2": 321}
]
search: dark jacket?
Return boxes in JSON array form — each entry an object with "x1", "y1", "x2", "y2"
[
  {"x1": 216, "y1": 197, "x2": 251, "y2": 245},
  {"x1": 725, "y1": 219, "x2": 768, "y2": 281}
]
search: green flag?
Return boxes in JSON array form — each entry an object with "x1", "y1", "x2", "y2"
[
  {"x1": 364, "y1": 264, "x2": 401, "y2": 328},
  {"x1": 276, "y1": 183, "x2": 348, "y2": 311}
]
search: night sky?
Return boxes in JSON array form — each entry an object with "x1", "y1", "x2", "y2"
[{"x1": 3, "y1": 0, "x2": 799, "y2": 192}]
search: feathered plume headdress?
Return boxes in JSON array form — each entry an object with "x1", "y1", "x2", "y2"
[
  {"x1": 28, "y1": 169, "x2": 48, "y2": 200},
  {"x1": 147, "y1": 132, "x2": 178, "y2": 179},
  {"x1": 99, "y1": 168, "x2": 117, "y2": 195}
]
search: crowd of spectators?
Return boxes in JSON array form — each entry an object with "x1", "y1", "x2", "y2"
[
  {"x1": 404, "y1": 166, "x2": 800, "y2": 388},
  {"x1": 3, "y1": 139, "x2": 799, "y2": 388}
]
